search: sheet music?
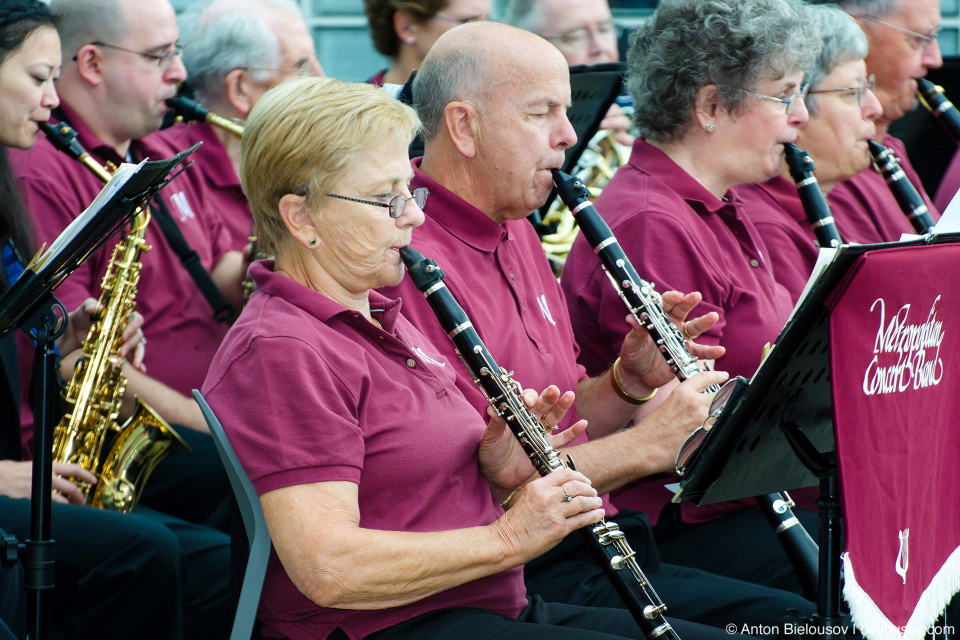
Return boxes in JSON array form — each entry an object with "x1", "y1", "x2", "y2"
[
  {"x1": 31, "y1": 161, "x2": 144, "y2": 272},
  {"x1": 750, "y1": 246, "x2": 839, "y2": 383},
  {"x1": 935, "y1": 187, "x2": 960, "y2": 233}
]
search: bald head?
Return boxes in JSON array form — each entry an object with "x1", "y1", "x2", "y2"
[
  {"x1": 413, "y1": 21, "x2": 568, "y2": 141},
  {"x1": 52, "y1": 0, "x2": 125, "y2": 61}
]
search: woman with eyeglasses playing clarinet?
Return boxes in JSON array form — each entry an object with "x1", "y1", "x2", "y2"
[
  {"x1": 560, "y1": 0, "x2": 822, "y2": 596},
  {"x1": 738, "y1": 3, "x2": 882, "y2": 302}
]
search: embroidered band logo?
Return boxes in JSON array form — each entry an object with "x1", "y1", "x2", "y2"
[
  {"x1": 537, "y1": 295, "x2": 557, "y2": 326},
  {"x1": 413, "y1": 347, "x2": 445, "y2": 367},
  {"x1": 170, "y1": 191, "x2": 197, "y2": 222},
  {"x1": 862, "y1": 296, "x2": 944, "y2": 395},
  {"x1": 896, "y1": 528, "x2": 909, "y2": 585}
]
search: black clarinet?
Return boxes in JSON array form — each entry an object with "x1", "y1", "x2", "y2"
[
  {"x1": 551, "y1": 169, "x2": 820, "y2": 600},
  {"x1": 399, "y1": 246, "x2": 678, "y2": 640},
  {"x1": 867, "y1": 140, "x2": 936, "y2": 234},
  {"x1": 783, "y1": 143, "x2": 843, "y2": 249},
  {"x1": 918, "y1": 78, "x2": 960, "y2": 144}
]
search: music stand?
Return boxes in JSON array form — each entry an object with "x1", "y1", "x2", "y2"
[
  {"x1": 672, "y1": 234, "x2": 959, "y2": 638},
  {"x1": 0, "y1": 144, "x2": 199, "y2": 640},
  {"x1": 534, "y1": 62, "x2": 626, "y2": 233}
]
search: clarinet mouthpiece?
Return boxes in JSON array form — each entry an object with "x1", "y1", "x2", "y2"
[
  {"x1": 399, "y1": 246, "x2": 444, "y2": 291},
  {"x1": 552, "y1": 168, "x2": 590, "y2": 205},
  {"x1": 166, "y1": 95, "x2": 210, "y2": 123}
]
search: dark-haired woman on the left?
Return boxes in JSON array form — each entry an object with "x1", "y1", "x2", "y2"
[{"x1": 0, "y1": 2, "x2": 230, "y2": 638}]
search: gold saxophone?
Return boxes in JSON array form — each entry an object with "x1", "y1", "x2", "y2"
[
  {"x1": 165, "y1": 96, "x2": 262, "y2": 303},
  {"x1": 43, "y1": 121, "x2": 190, "y2": 513}
]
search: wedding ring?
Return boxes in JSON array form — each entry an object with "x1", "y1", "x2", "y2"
[
  {"x1": 682, "y1": 322, "x2": 694, "y2": 339},
  {"x1": 564, "y1": 493, "x2": 574, "y2": 502},
  {"x1": 140, "y1": 337, "x2": 148, "y2": 346}
]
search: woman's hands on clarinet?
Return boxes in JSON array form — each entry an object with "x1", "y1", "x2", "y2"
[
  {"x1": 616, "y1": 290, "x2": 724, "y2": 394},
  {"x1": 490, "y1": 467, "x2": 604, "y2": 564}
]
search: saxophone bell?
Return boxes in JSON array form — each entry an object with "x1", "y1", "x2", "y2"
[{"x1": 91, "y1": 398, "x2": 191, "y2": 512}]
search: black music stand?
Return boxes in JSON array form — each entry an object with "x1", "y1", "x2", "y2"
[
  {"x1": 673, "y1": 233, "x2": 960, "y2": 639},
  {"x1": 0, "y1": 145, "x2": 199, "y2": 640},
  {"x1": 534, "y1": 62, "x2": 626, "y2": 233}
]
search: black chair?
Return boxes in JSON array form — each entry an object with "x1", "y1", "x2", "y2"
[{"x1": 193, "y1": 390, "x2": 271, "y2": 640}]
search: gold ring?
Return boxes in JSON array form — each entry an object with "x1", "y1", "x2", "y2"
[{"x1": 682, "y1": 322, "x2": 694, "y2": 340}]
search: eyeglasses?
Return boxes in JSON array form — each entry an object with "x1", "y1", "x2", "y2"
[
  {"x1": 542, "y1": 21, "x2": 621, "y2": 51},
  {"x1": 743, "y1": 84, "x2": 809, "y2": 115},
  {"x1": 73, "y1": 42, "x2": 184, "y2": 69},
  {"x1": 429, "y1": 13, "x2": 486, "y2": 25},
  {"x1": 862, "y1": 16, "x2": 940, "y2": 52},
  {"x1": 326, "y1": 188, "x2": 429, "y2": 218},
  {"x1": 808, "y1": 74, "x2": 877, "y2": 108},
  {"x1": 241, "y1": 55, "x2": 321, "y2": 79}
]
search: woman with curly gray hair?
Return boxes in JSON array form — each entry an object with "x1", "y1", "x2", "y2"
[
  {"x1": 560, "y1": 0, "x2": 822, "y2": 595},
  {"x1": 739, "y1": 3, "x2": 882, "y2": 301}
]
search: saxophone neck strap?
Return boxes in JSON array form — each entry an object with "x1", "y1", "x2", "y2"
[{"x1": 146, "y1": 194, "x2": 234, "y2": 325}]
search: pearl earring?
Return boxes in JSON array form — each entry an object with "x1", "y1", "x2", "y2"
[
  {"x1": 405, "y1": 37, "x2": 415, "y2": 44},
  {"x1": 705, "y1": 123, "x2": 715, "y2": 133}
]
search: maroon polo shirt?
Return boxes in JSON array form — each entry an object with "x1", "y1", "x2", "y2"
[
  {"x1": 379, "y1": 158, "x2": 614, "y2": 515},
  {"x1": 827, "y1": 134, "x2": 938, "y2": 243},
  {"x1": 165, "y1": 121, "x2": 252, "y2": 252},
  {"x1": 736, "y1": 176, "x2": 819, "y2": 303},
  {"x1": 935, "y1": 147, "x2": 960, "y2": 213},
  {"x1": 202, "y1": 261, "x2": 525, "y2": 640},
  {"x1": 561, "y1": 138, "x2": 795, "y2": 525},
  {"x1": 11, "y1": 101, "x2": 231, "y2": 448}
]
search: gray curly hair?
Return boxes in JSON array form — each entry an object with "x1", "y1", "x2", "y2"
[
  {"x1": 802, "y1": 4, "x2": 868, "y2": 116},
  {"x1": 627, "y1": 0, "x2": 821, "y2": 143}
]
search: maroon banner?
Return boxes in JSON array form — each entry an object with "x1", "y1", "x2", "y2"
[{"x1": 830, "y1": 243, "x2": 960, "y2": 640}]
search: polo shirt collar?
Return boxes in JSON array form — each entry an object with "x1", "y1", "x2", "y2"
[
  {"x1": 53, "y1": 101, "x2": 124, "y2": 166},
  {"x1": 629, "y1": 138, "x2": 736, "y2": 216},
  {"x1": 411, "y1": 157, "x2": 506, "y2": 254},
  {"x1": 251, "y1": 260, "x2": 402, "y2": 330},
  {"x1": 748, "y1": 175, "x2": 806, "y2": 226}
]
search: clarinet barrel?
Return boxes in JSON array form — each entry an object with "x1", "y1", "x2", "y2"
[
  {"x1": 867, "y1": 140, "x2": 936, "y2": 234},
  {"x1": 783, "y1": 143, "x2": 842, "y2": 249},
  {"x1": 917, "y1": 78, "x2": 960, "y2": 143}
]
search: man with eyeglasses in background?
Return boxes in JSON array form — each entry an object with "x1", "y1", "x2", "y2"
[
  {"x1": 10, "y1": 0, "x2": 246, "y2": 538},
  {"x1": 504, "y1": 0, "x2": 633, "y2": 145},
  {"x1": 168, "y1": 0, "x2": 324, "y2": 252},
  {"x1": 811, "y1": 0, "x2": 942, "y2": 242}
]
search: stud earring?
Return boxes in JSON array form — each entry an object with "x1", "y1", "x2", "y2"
[
  {"x1": 309, "y1": 239, "x2": 317, "y2": 245},
  {"x1": 705, "y1": 123, "x2": 715, "y2": 133},
  {"x1": 405, "y1": 37, "x2": 415, "y2": 44}
]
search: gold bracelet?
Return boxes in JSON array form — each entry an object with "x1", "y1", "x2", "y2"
[
  {"x1": 610, "y1": 357, "x2": 658, "y2": 405},
  {"x1": 500, "y1": 487, "x2": 519, "y2": 509}
]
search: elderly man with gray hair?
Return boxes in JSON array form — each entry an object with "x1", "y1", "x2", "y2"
[
  {"x1": 381, "y1": 17, "x2": 816, "y2": 634},
  {"x1": 167, "y1": 0, "x2": 323, "y2": 251},
  {"x1": 504, "y1": 0, "x2": 631, "y2": 142},
  {"x1": 810, "y1": 0, "x2": 942, "y2": 242}
]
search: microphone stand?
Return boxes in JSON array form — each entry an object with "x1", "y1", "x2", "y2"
[{"x1": 22, "y1": 295, "x2": 67, "y2": 640}]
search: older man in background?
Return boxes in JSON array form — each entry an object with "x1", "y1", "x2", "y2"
[
  {"x1": 170, "y1": 0, "x2": 324, "y2": 251},
  {"x1": 812, "y1": 0, "x2": 942, "y2": 241},
  {"x1": 504, "y1": 0, "x2": 631, "y2": 141}
]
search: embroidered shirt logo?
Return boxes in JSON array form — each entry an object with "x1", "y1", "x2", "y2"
[
  {"x1": 896, "y1": 528, "x2": 909, "y2": 585},
  {"x1": 537, "y1": 294, "x2": 557, "y2": 326},
  {"x1": 169, "y1": 191, "x2": 197, "y2": 222},
  {"x1": 413, "y1": 346, "x2": 445, "y2": 367}
]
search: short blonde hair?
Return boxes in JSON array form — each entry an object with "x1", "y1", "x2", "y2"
[{"x1": 240, "y1": 77, "x2": 421, "y2": 254}]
